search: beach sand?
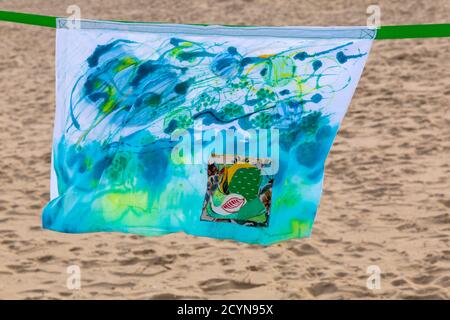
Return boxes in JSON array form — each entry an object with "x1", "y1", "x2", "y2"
[{"x1": 0, "y1": 0, "x2": 449, "y2": 299}]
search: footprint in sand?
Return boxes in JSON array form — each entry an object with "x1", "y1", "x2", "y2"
[
  {"x1": 199, "y1": 278, "x2": 265, "y2": 293},
  {"x1": 307, "y1": 282, "x2": 338, "y2": 297}
]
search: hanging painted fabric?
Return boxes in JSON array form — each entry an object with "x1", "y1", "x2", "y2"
[{"x1": 43, "y1": 19, "x2": 375, "y2": 244}]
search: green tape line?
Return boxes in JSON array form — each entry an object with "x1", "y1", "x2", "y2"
[
  {"x1": 0, "y1": 11, "x2": 56, "y2": 28},
  {"x1": 1, "y1": 10, "x2": 450, "y2": 40},
  {"x1": 376, "y1": 23, "x2": 450, "y2": 39}
]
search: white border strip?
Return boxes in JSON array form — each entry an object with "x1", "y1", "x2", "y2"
[{"x1": 57, "y1": 18, "x2": 377, "y2": 39}]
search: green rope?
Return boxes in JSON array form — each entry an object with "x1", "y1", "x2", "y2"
[
  {"x1": 1, "y1": 10, "x2": 450, "y2": 40},
  {"x1": 376, "y1": 23, "x2": 450, "y2": 39},
  {"x1": 0, "y1": 11, "x2": 56, "y2": 28}
]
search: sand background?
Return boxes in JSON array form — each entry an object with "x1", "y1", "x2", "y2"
[{"x1": 0, "y1": 0, "x2": 449, "y2": 299}]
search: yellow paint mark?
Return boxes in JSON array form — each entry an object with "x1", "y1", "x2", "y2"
[
  {"x1": 114, "y1": 56, "x2": 138, "y2": 72},
  {"x1": 103, "y1": 192, "x2": 149, "y2": 211},
  {"x1": 101, "y1": 86, "x2": 117, "y2": 113},
  {"x1": 291, "y1": 220, "x2": 310, "y2": 237}
]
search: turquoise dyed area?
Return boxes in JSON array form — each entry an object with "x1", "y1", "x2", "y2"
[{"x1": 44, "y1": 30, "x2": 370, "y2": 244}]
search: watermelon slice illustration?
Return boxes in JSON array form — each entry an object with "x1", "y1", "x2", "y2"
[{"x1": 209, "y1": 193, "x2": 246, "y2": 215}]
